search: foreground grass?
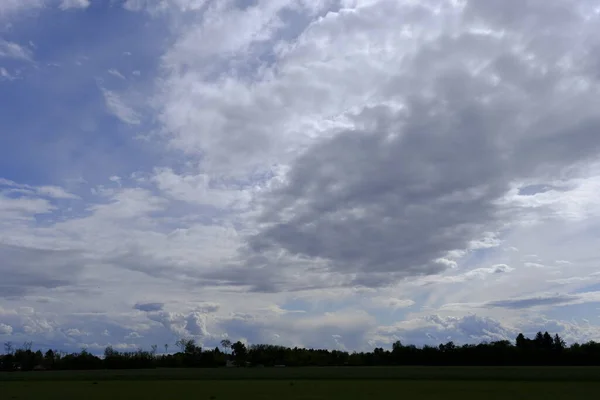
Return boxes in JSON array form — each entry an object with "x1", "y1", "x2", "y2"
[
  {"x1": 2, "y1": 366, "x2": 600, "y2": 382},
  {"x1": 1, "y1": 380, "x2": 599, "y2": 400}
]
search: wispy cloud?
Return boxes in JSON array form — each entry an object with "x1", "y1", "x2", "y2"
[
  {"x1": 108, "y1": 68, "x2": 126, "y2": 80},
  {"x1": 486, "y1": 292, "x2": 600, "y2": 310},
  {"x1": 0, "y1": 178, "x2": 79, "y2": 200},
  {"x1": 0, "y1": 67, "x2": 15, "y2": 80},
  {"x1": 0, "y1": 39, "x2": 32, "y2": 61},
  {"x1": 101, "y1": 88, "x2": 140, "y2": 125},
  {"x1": 60, "y1": 0, "x2": 91, "y2": 10}
]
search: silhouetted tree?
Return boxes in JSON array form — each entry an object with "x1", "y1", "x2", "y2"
[
  {"x1": 220, "y1": 339, "x2": 232, "y2": 354},
  {"x1": 231, "y1": 341, "x2": 248, "y2": 366},
  {"x1": 4, "y1": 330, "x2": 600, "y2": 370}
]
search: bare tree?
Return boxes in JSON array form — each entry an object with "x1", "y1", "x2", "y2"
[
  {"x1": 4, "y1": 341, "x2": 13, "y2": 355},
  {"x1": 175, "y1": 338, "x2": 187, "y2": 353},
  {"x1": 164, "y1": 343, "x2": 169, "y2": 354},
  {"x1": 220, "y1": 339, "x2": 232, "y2": 354},
  {"x1": 22, "y1": 341, "x2": 33, "y2": 352},
  {"x1": 151, "y1": 344, "x2": 158, "y2": 356}
]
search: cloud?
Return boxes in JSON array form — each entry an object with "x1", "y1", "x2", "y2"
[
  {"x1": 59, "y1": 0, "x2": 90, "y2": 10},
  {"x1": 0, "y1": 244, "x2": 85, "y2": 297},
  {"x1": 0, "y1": 39, "x2": 32, "y2": 61},
  {"x1": 0, "y1": 0, "x2": 45, "y2": 18},
  {"x1": 123, "y1": 0, "x2": 208, "y2": 13},
  {"x1": 524, "y1": 262, "x2": 547, "y2": 268},
  {"x1": 108, "y1": 68, "x2": 126, "y2": 80},
  {"x1": 145, "y1": 309, "x2": 213, "y2": 340},
  {"x1": 485, "y1": 292, "x2": 600, "y2": 310},
  {"x1": 0, "y1": 67, "x2": 15, "y2": 80},
  {"x1": 196, "y1": 302, "x2": 220, "y2": 314},
  {"x1": 1, "y1": 178, "x2": 79, "y2": 200},
  {"x1": 200, "y1": 0, "x2": 599, "y2": 287},
  {"x1": 371, "y1": 297, "x2": 415, "y2": 310},
  {"x1": 3, "y1": 0, "x2": 600, "y2": 354},
  {"x1": 0, "y1": 323, "x2": 13, "y2": 335},
  {"x1": 548, "y1": 276, "x2": 593, "y2": 285},
  {"x1": 101, "y1": 88, "x2": 140, "y2": 125},
  {"x1": 374, "y1": 314, "x2": 518, "y2": 346},
  {"x1": 0, "y1": 193, "x2": 55, "y2": 220},
  {"x1": 125, "y1": 331, "x2": 142, "y2": 340},
  {"x1": 134, "y1": 302, "x2": 165, "y2": 312},
  {"x1": 36, "y1": 186, "x2": 80, "y2": 199},
  {"x1": 218, "y1": 309, "x2": 376, "y2": 350}
]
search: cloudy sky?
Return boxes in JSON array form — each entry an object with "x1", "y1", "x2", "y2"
[{"x1": 2, "y1": 0, "x2": 600, "y2": 353}]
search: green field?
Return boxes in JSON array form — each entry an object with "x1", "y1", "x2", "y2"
[{"x1": 1, "y1": 367, "x2": 599, "y2": 399}]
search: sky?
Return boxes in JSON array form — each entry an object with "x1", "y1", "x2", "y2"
[{"x1": 2, "y1": 0, "x2": 600, "y2": 354}]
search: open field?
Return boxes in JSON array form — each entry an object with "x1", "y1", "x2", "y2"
[
  {"x1": 2, "y1": 366, "x2": 600, "y2": 382},
  {"x1": 1, "y1": 379, "x2": 599, "y2": 400},
  {"x1": 2, "y1": 367, "x2": 599, "y2": 399}
]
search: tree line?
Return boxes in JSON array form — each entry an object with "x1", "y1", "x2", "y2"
[{"x1": 1, "y1": 332, "x2": 600, "y2": 371}]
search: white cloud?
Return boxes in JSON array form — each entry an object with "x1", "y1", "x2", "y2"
[
  {"x1": 3, "y1": 0, "x2": 600, "y2": 353},
  {"x1": 0, "y1": 0, "x2": 45, "y2": 18},
  {"x1": 108, "y1": 68, "x2": 126, "y2": 79},
  {"x1": 125, "y1": 331, "x2": 142, "y2": 340},
  {"x1": 59, "y1": 0, "x2": 90, "y2": 10},
  {"x1": 123, "y1": 0, "x2": 208, "y2": 13},
  {"x1": 0, "y1": 323, "x2": 12, "y2": 335},
  {"x1": 0, "y1": 67, "x2": 15, "y2": 80},
  {"x1": 0, "y1": 39, "x2": 32, "y2": 61},
  {"x1": 101, "y1": 88, "x2": 140, "y2": 125}
]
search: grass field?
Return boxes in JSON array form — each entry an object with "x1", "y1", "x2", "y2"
[
  {"x1": 1, "y1": 367, "x2": 599, "y2": 399},
  {"x1": 2, "y1": 366, "x2": 600, "y2": 381},
  {"x1": 1, "y1": 380, "x2": 599, "y2": 400}
]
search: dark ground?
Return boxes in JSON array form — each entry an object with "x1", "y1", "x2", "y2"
[{"x1": 1, "y1": 367, "x2": 599, "y2": 399}]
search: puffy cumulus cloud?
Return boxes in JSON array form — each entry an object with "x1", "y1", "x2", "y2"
[
  {"x1": 0, "y1": 323, "x2": 13, "y2": 335},
  {"x1": 144, "y1": 309, "x2": 214, "y2": 341},
  {"x1": 217, "y1": 309, "x2": 377, "y2": 350},
  {"x1": 3, "y1": 0, "x2": 600, "y2": 353},
  {"x1": 125, "y1": 331, "x2": 142, "y2": 340},
  {"x1": 374, "y1": 314, "x2": 600, "y2": 347},
  {"x1": 374, "y1": 314, "x2": 518, "y2": 346},
  {"x1": 0, "y1": 305, "x2": 58, "y2": 338},
  {"x1": 144, "y1": 0, "x2": 600, "y2": 287},
  {"x1": 535, "y1": 318, "x2": 600, "y2": 345}
]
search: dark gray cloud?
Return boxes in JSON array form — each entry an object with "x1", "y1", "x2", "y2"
[
  {"x1": 0, "y1": 244, "x2": 83, "y2": 297},
  {"x1": 133, "y1": 302, "x2": 164, "y2": 312},
  {"x1": 486, "y1": 294, "x2": 583, "y2": 309},
  {"x1": 248, "y1": 0, "x2": 600, "y2": 287}
]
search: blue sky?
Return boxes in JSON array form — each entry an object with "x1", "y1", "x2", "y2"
[{"x1": 2, "y1": 0, "x2": 600, "y2": 354}]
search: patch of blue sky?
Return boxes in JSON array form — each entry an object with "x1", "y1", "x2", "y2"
[{"x1": 0, "y1": 2, "x2": 170, "y2": 187}]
